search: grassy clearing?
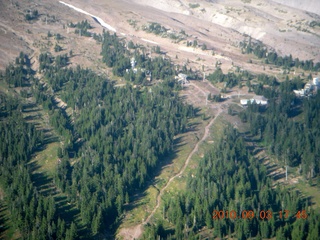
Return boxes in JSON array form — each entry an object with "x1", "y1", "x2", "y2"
[
  {"x1": 150, "y1": 111, "x2": 229, "y2": 224},
  {"x1": 123, "y1": 186, "x2": 160, "y2": 226},
  {"x1": 120, "y1": 111, "x2": 208, "y2": 228},
  {"x1": 238, "y1": 111, "x2": 320, "y2": 215},
  {"x1": 295, "y1": 181, "x2": 320, "y2": 210},
  {"x1": 31, "y1": 141, "x2": 61, "y2": 176},
  {"x1": 22, "y1": 99, "x2": 61, "y2": 177}
]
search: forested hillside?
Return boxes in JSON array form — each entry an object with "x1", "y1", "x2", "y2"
[
  {"x1": 0, "y1": 30, "x2": 194, "y2": 238},
  {"x1": 0, "y1": 94, "x2": 77, "y2": 239},
  {"x1": 142, "y1": 126, "x2": 320, "y2": 239},
  {"x1": 240, "y1": 79, "x2": 320, "y2": 180}
]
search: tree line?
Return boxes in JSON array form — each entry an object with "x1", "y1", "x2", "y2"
[{"x1": 240, "y1": 37, "x2": 320, "y2": 71}]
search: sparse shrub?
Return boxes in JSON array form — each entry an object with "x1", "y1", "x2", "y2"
[
  {"x1": 189, "y1": 3, "x2": 200, "y2": 8},
  {"x1": 25, "y1": 9, "x2": 39, "y2": 21},
  {"x1": 55, "y1": 33, "x2": 62, "y2": 40},
  {"x1": 54, "y1": 44, "x2": 62, "y2": 52}
]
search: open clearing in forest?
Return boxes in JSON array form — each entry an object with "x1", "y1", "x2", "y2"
[
  {"x1": 295, "y1": 182, "x2": 320, "y2": 210},
  {"x1": 118, "y1": 78, "x2": 245, "y2": 239},
  {"x1": 118, "y1": 106, "x2": 210, "y2": 235},
  {"x1": 242, "y1": 126, "x2": 320, "y2": 211}
]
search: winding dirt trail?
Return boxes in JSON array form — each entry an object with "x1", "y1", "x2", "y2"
[
  {"x1": 119, "y1": 106, "x2": 222, "y2": 240},
  {"x1": 143, "y1": 107, "x2": 221, "y2": 224}
]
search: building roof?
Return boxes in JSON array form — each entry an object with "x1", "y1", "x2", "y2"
[{"x1": 240, "y1": 98, "x2": 268, "y2": 105}]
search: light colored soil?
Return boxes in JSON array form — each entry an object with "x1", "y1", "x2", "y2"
[{"x1": 1, "y1": 0, "x2": 320, "y2": 76}]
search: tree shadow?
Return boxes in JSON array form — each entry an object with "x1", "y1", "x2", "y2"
[
  {"x1": 43, "y1": 134, "x2": 59, "y2": 145},
  {"x1": 266, "y1": 162, "x2": 279, "y2": 174},
  {"x1": 54, "y1": 195, "x2": 88, "y2": 236},
  {"x1": 29, "y1": 161, "x2": 55, "y2": 196},
  {"x1": 187, "y1": 121, "x2": 201, "y2": 132},
  {"x1": 252, "y1": 147, "x2": 264, "y2": 156},
  {"x1": 0, "y1": 202, "x2": 9, "y2": 237},
  {"x1": 273, "y1": 172, "x2": 286, "y2": 181},
  {"x1": 22, "y1": 102, "x2": 40, "y2": 112},
  {"x1": 193, "y1": 107, "x2": 202, "y2": 117},
  {"x1": 123, "y1": 191, "x2": 148, "y2": 213},
  {"x1": 23, "y1": 114, "x2": 40, "y2": 121},
  {"x1": 55, "y1": 195, "x2": 80, "y2": 221}
]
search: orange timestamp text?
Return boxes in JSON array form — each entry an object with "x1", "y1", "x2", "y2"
[{"x1": 212, "y1": 210, "x2": 308, "y2": 220}]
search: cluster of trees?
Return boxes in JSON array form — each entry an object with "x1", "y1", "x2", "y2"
[
  {"x1": 145, "y1": 126, "x2": 320, "y2": 239},
  {"x1": 240, "y1": 79, "x2": 320, "y2": 181},
  {"x1": 69, "y1": 20, "x2": 93, "y2": 37},
  {"x1": 0, "y1": 94, "x2": 76, "y2": 239},
  {"x1": 207, "y1": 68, "x2": 252, "y2": 89},
  {"x1": 39, "y1": 52, "x2": 53, "y2": 71},
  {"x1": 25, "y1": 9, "x2": 39, "y2": 21},
  {"x1": 309, "y1": 20, "x2": 320, "y2": 27},
  {"x1": 38, "y1": 52, "x2": 69, "y2": 73},
  {"x1": 54, "y1": 43, "x2": 63, "y2": 52},
  {"x1": 144, "y1": 22, "x2": 167, "y2": 35},
  {"x1": 3, "y1": 52, "x2": 33, "y2": 87},
  {"x1": 101, "y1": 31, "x2": 176, "y2": 83},
  {"x1": 240, "y1": 38, "x2": 320, "y2": 71}
]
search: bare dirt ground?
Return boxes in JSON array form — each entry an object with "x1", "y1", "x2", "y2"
[{"x1": 1, "y1": 0, "x2": 320, "y2": 75}]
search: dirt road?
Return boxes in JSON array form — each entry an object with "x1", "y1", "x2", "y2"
[
  {"x1": 144, "y1": 108, "x2": 222, "y2": 225},
  {"x1": 118, "y1": 102, "x2": 222, "y2": 239}
]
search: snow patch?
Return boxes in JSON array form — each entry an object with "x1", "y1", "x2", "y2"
[
  {"x1": 59, "y1": 1, "x2": 116, "y2": 32},
  {"x1": 239, "y1": 26, "x2": 266, "y2": 40}
]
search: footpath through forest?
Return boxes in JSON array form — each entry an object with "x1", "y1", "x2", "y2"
[{"x1": 118, "y1": 80, "x2": 225, "y2": 239}]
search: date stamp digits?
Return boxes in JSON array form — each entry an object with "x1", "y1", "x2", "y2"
[{"x1": 212, "y1": 210, "x2": 308, "y2": 220}]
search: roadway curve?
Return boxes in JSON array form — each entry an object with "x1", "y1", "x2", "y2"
[
  {"x1": 119, "y1": 104, "x2": 222, "y2": 240},
  {"x1": 143, "y1": 107, "x2": 221, "y2": 224}
]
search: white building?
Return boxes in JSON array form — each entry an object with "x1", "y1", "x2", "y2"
[
  {"x1": 175, "y1": 73, "x2": 188, "y2": 84},
  {"x1": 293, "y1": 89, "x2": 306, "y2": 96},
  {"x1": 293, "y1": 77, "x2": 319, "y2": 97},
  {"x1": 240, "y1": 96, "x2": 268, "y2": 106}
]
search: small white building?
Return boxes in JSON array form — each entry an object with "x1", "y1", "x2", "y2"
[
  {"x1": 313, "y1": 77, "x2": 319, "y2": 86},
  {"x1": 293, "y1": 77, "x2": 319, "y2": 97},
  {"x1": 294, "y1": 89, "x2": 306, "y2": 96},
  {"x1": 178, "y1": 73, "x2": 187, "y2": 80},
  {"x1": 240, "y1": 99, "x2": 250, "y2": 105},
  {"x1": 240, "y1": 96, "x2": 268, "y2": 106},
  {"x1": 176, "y1": 73, "x2": 188, "y2": 84}
]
